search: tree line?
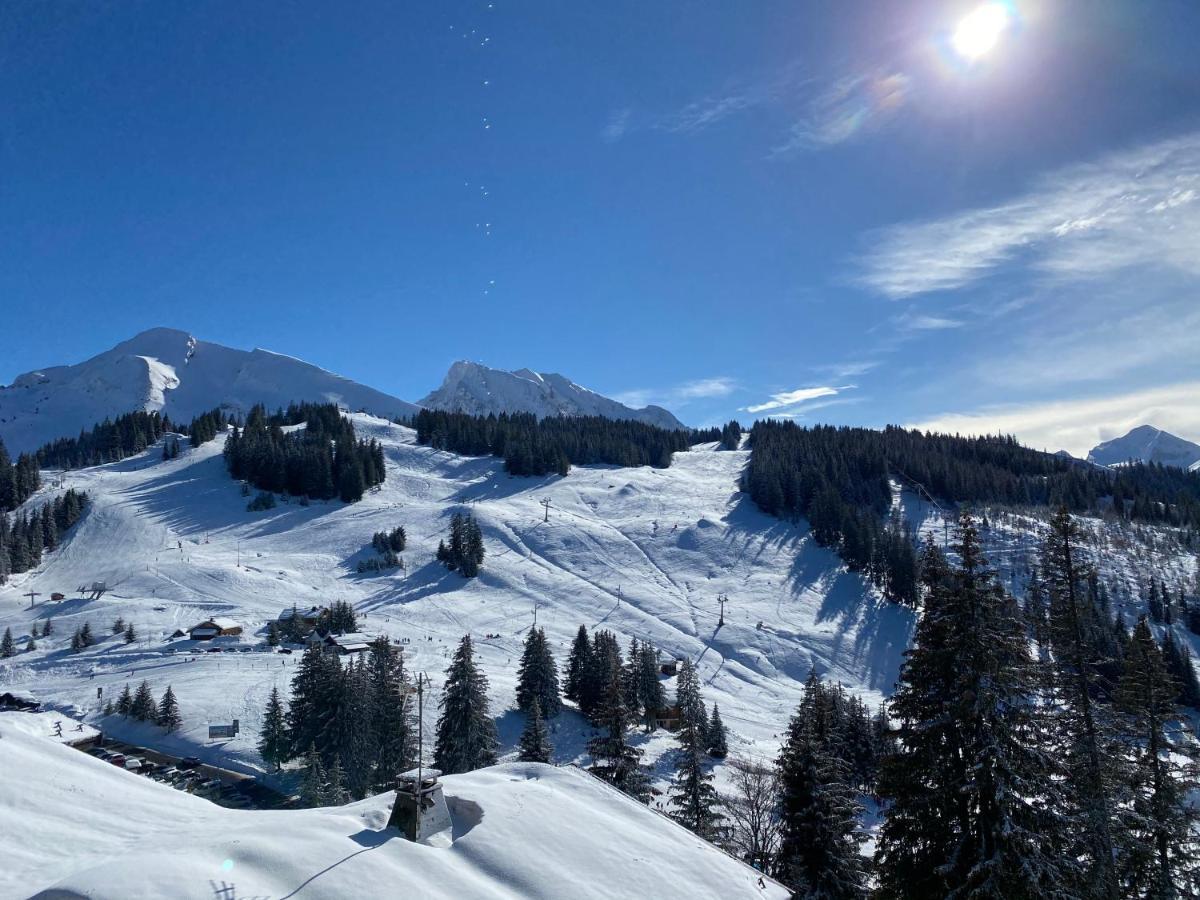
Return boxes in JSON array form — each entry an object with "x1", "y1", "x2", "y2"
[
  {"x1": 0, "y1": 488, "x2": 87, "y2": 582},
  {"x1": 104, "y1": 681, "x2": 182, "y2": 733},
  {"x1": 0, "y1": 437, "x2": 41, "y2": 514},
  {"x1": 735, "y1": 509, "x2": 1200, "y2": 898},
  {"x1": 224, "y1": 403, "x2": 385, "y2": 503},
  {"x1": 413, "y1": 409, "x2": 691, "y2": 476}
]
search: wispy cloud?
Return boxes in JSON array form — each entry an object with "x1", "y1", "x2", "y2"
[
  {"x1": 907, "y1": 382, "x2": 1200, "y2": 458},
  {"x1": 770, "y1": 71, "x2": 910, "y2": 156},
  {"x1": 857, "y1": 131, "x2": 1200, "y2": 299},
  {"x1": 602, "y1": 108, "x2": 632, "y2": 143},
  {"x1": 893, "y1": 310, "x2": 964, "y2": 331},
  {"x1": 742, "y1": 384, "x2": 849, "y2": 414},
  {"x1": 614, "y1": 376, "x2": 737, "y2": 410}
]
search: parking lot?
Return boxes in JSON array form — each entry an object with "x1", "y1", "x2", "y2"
[{"x1": 87, "y1": 739, "x2": 296, "y2": 810}]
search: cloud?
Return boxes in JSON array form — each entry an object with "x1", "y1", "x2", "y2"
[
  {"x1": 743, "y1": 385, "x2": 847, "y2": 414},
  {"x1": 857, "y1": 131, "x2": 1200, "y2": 299},
  {"x1": 602, "y1": 108, "x2": 632, "y2": 143},
  {"x1": 907, "y1": 381, "x2": 1200, "y2": 458},
  {"x1": 893, "y1": 311, "x2": 964, "y2": 331},
  {"x1": 770, "y1": 71, "x2": 910, "y2": 156},
  {"x1": 613, "y1": 376, "x2": 737, "y2": 410}
]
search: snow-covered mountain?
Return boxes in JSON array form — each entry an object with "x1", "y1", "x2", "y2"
[
  {"x1": 420, "y1": 361, "x2": 686, "y2": 431},
  {"x1": 1086, "y1": 425, "x2": 1200, "y2": 470},
  {"x1": 0, "y1": 328, "x2": 420, "y2": 454}
]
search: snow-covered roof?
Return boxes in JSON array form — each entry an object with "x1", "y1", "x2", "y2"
[{"x1": 192, "y1": 618, "x2": 239, "y2": 632}]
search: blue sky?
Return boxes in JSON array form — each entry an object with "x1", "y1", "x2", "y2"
[{"x1": 3, "y1": 1, "x2": 1198, "y2": 455}]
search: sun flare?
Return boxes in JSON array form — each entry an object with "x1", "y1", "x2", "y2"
[{"x1": 952, "y1": 3, "x2": 1010, "y2": 60}]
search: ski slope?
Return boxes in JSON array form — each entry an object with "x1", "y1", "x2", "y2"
[
  {"x1": 0, "y1": 716, "x2": 787, "y2": 899},
  {"x1": 0, "y1": 415, "x2": 913, "y2": 781}
]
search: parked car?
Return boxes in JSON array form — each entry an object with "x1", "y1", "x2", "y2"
[
  {"x1": 178, "y1": 756, "x2": 202, "y2": 770},
  {"x1": 277, "y1": 647, "x2": 292, "y2": 654},
  {"x1": 123, "y1": 757, "x2": 145, "y2": 771},
  {"x1": 108, "y1": 755, "x2": 127, "y2": 767}
]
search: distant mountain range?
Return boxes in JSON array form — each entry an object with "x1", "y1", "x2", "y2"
[
  {"x1": 0, "y1": 331, "x2": 687, "y2": 455},
  {"x1": 0, "y1": 328, "x2": 420, "y2": 454},
  {"x1": 1087, "y1": 425, "x2": 1200, "y2": 471},
  {"x1": 419, "y1": 360, "x2": 686, "y2": 431}
]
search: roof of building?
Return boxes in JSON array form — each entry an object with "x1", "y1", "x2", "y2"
[
  {"x1": 193, "y1": 617, "x2": 240, "y2": 632},
  {"x1": 325, "y1": 632, "x2": 374, "y2": 649},
  {"x1": 277, "y1": 606, "x2": 324, "y2": 621}
]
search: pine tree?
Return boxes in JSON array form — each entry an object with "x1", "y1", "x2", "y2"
[
  {"x1": 112, "y1": 617, "x2": 125, "y2": 635},
  {"x1": 515, "y1": 627, "x2": 561, "y2": 718},
  {"x1": 301, "y1": 744, "x2": 328, "y2": 806},
  {"x1": 24, "y1": 635, "x2": 36, "y2": 653},
  {"x1": 517, "y1": 698, "x2": 553, "y2": 763},
  {"x1": 668, "y1": 689, "x2": 724, "y2": 839},
  {"x1": 266, "y1": 620, "x2": 280, "y2": 647},
  {"x1": 675, "y1": 658, "x2": 707, "y2": 735},
  {"x1": 326, "y1": 756, "x2": 350, "y2": 805},
  {"x1": 70, "y1": 629, "x2": 83, "y2": 653},
  {"x1": 1041, "y1": 507, "x2": 1121, "y2": 900},
  {"x1": 876, "y1": 512, "x2": 1072, "y2": 900},
  {"x1": 434, "y1": 635, "x2": 498, "y2": 775},
  {"x1": 124, "y1": 622, "x2": 137, "y2": 644},
  {"x1": 706, "y1": 704, "x2": 728, "y2": 757},
  {"x1": 157, "y1": 685, "x2": 182, "y2": 732},
  {"x1": 30, "y1": 622, "x2": 39, "y2": 639},
  {"x1": 564, "y1": 625, "x2": 592, "y2": 706},
  {"x1": 637, "y1": 642, "x2": 665, "y2": 731},
  {"x1": 368, "y1": 637, "x2": 415, "y2": 789},
  {"x1": 776, "y1": 683, "x2": 868, "y2": 899},
  {"x1": 259, "y1": 685, "x2": 289, "y2": 771},
  {"x1": 79, "y1": 621, "x2": 93, "y2": 647},
  {"x1": 131, "y1": 680, "x2": 157, "y2": 721},
  {"x1": 42, "y1": 617, "x2": 53, "y2": 636},
  {"x1": 287, "y1": 644, "x2": 339, "y2": 759},
  {"x1": 0, "y1": 627, "x2": 13, "y2": 658},
  {"x1": 116, "y1": 683, "x2": 133, "y2": 716},
  {"x1": 1114, "y1": 618, "x2": 1200, "y2": 897},
  {"x1": 586, "y1": 645, "x2": 649, "y2": 801}
]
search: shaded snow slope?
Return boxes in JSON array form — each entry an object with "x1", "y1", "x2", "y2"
[
  {"x1": 0, "y1": 418, "x2": 911, "y2": 783},
  {"x1": 0, "y1": 719, "x2": 787, "y2": 899},
  {"x1": 420, "y1": 360, "x2": 686, "y2": 430},
  {"x1": 1087, "y1": 424, "x2": 1200, "y2": 470},
  {"x1": 0, "y1": 328, "x2": 419, "y2": 453}
]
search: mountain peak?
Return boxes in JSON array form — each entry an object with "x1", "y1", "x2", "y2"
[
  {"x1": 420, "y1": 361, "x2": 686, "y2": 430},
  {"x1": 1087, "y1": 424, "x2": 1200, "y2": 470},
  {"x1": 0, "y1": 330, "x2": 419, "y2": 453}
]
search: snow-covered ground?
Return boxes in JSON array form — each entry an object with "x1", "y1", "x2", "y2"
[
  {"x1": 0, "y1": 715, "x2": 787, "y2": 899},
  {"x1": 0, "y1": 416, "x2": 913, "y2": 786}
]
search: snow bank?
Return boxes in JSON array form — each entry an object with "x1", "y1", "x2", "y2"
[{"x1": 0, "y1": 720, "x2": 785, "y2": 899}]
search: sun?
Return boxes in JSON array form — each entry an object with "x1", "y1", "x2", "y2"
[{"x1": 952, "y1": 3, "x2": 1011, "y2": 60}]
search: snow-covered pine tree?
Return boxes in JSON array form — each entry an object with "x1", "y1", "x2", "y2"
[
  {"x1": 69, "y1": 629, "x2": 83, "y2": 653},
  {"x1": 368, "y1": 636, "x2": 415, "y2": 790},
  {"x1": 776, "y1": 680, "x2": 868, "y2": 900},
  {"x1": 675, "y1": 658, "x2": 707, "y2": 735},
  {"x1": 517, "y1": 698, "x2": 553, "y2": 763},
  {"x1": 287, "y1": 643, "x2": 340, "y2": 760},
  {"x1": 1114, "y1": 617, "x2": 1200, "y2": 896},
  {"x1": 157, "y1": 685, "x2": 181, "y2": 732},
  {"x1": 112, "y1": 617, "x2": 125, "y2": 635},
  {"x1": 42, "y1": 617, "x2": 53, "y2": 636},
  {"x1": 622, "y1": 637, "x2": 642, "y2": 715},
  {"x1": 876, "y1": 512, "x2": 1072, "y2": 900},
  {"x1": 433, "y1": 634, "x2": 498, "y2": 775},
  {"x1": 637, "y1": 642, "x2": 665, "y2": 732},
  {"x1": 79, "y1": 621, "x2": 92, "y2": 646},
  {"x1": 131, "y1": 680, "x2": 157, "y2": 721},
  {"x1": 259, "y1": 685, "x2": 289, "y2": 771},
  {"x1": 706, "y1": 704, "x2": 728, "y2": 757},
  {"x1": 326, "y1": 756, "x2": 350, "y2": 805},
  {"x1": 322, "y1": 655, "x2": 374, "y2": 799},
  {"x1": 0, "y1": 626, "x2": 13, "y2": 658},
  {"x1": 586, "y1": 644, "x2": 649, "y2": 801},
  {"x1": 581, "y1": 630, "x2": 621, "y2": 723},
  {"x1": 1041, "y1": 506, "x2": 1122, "y2": 900},
  {"x1": 515, "y1": 627, "x2": 562, "y2": 718},
  {"x1": 24, "y1": 635, "x2": 36, "y2": 653},
  {"x1": 124, "y1": 622, "x2": 136, "y2": 644},
  {"x1": 564, "y1": 625, "x2": 592, "y2": 706}
]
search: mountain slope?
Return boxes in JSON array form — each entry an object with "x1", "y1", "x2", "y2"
[
  {"x1": 421, "y1": 361, "x2": 686, "y2": 430},
  {"x1": 0, "y1": 328, "x2": 420, "y2": 454},
  {"x1": 0, "y1": 416, "x2": 910, "y2": 787},
  {"x1": 0, "y1": 718, "x2": 786, "y2": 899},
  {"x1": 1087, "y1": 424, "x2": 1200, "y2": 469}
]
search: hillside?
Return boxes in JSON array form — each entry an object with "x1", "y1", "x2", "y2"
[
  {"x1": 420, "y1": 361, "x2": 686, "y2": 431},
  {"x1": 0, "y1": 329, "x2": 420, "y2": 454},
  {"x1": 0, "y1": 415, "x2": 908, "y2": 783},
  {"x1": 0, "y1": 716, "x2": 785, "y2": 899}
]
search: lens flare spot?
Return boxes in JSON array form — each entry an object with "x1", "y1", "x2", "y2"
[{"x1": 952, "y1": 3, "x2": 1010, "y2": 60}]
